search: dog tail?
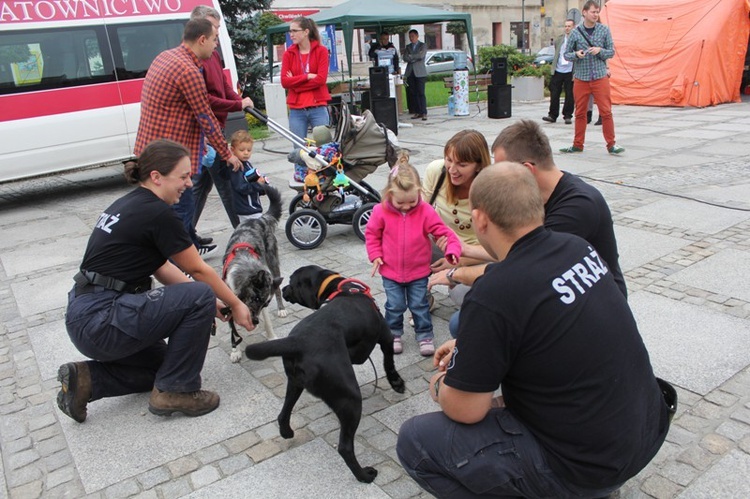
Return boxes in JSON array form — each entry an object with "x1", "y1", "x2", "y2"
[
  {"x1": 262, "y1": 184, "x2": 282, "y2": 223},
  {"x1": 245, "y1": 336, "x2": 301, "y2": 360}
]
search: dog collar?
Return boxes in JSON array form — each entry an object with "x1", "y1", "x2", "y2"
[
  {"x1": 222, "y1": 242, "x2": 260, "y2": 279},
  {"x1": 317, "y1": 273, "x2": 342, "y2": 301}
]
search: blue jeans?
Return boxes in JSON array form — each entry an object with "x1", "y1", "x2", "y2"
[
  {"x1": 382, "y1": 277, "x2": 432, "y2": 342},
  {"x1": 449, "y1": 310, "x2": 460, "y2": 339},
  {"x1": 173, "y1": 180, "x2": 199, "y2": 246},
  {"x1": 193, "y1": 157, "x2": 240, "y2": 229},
  {"x1": 289, "y1": 105, "x2": 330, "y2": 150},
  {"x1": 64, "y1": 282, "x2": 216, "y2": 398},
  {"x1": 398, "y1": 408, "x2": 622, "y2": 498}
]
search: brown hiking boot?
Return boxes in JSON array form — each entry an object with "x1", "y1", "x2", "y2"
[
  {"x1": 57, "y1": 362, "x2": 92, "y2": 423},
  {"x1": 148, "y1": 387, "x2": 220, "y2": 417}
]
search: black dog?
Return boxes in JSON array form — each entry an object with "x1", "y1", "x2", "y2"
[{"x1": 245, "y1": 265, "x2": 406, "y2": 483}]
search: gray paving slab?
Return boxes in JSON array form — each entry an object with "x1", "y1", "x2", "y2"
[
  {"x1": 676, "y1": 450, "x2": 750, "y2": 498},
  {"x1": 187, "y1": 438, "x2": 391, "y2": 498},
  {"x1": 690, "y1": 139, "x2": 750, "y2": 157},
  {"x1": 0, "y1": 236, "x2": 88, "y2": 277},
  {"x1": 615, "y1": 225, "x2": 690, "y2": 272},
  {"x1": 621, "y1": 198, "x2": 750, "y2": 234},
  {"x1": 27, "y1": 319, "x2": 83, "y2": 380},
  {"x1": 630, "y1": 292, "x2": 750, "y2": 395},
  {"x1": 58, "y1": 348, "x2": 279, "y2": 494},
  {"x1": 667, "y1": 248, "x2": 750, "y2": 302},
  {"x1": 373, "y1": 391, "x2": 436, "y2": 434},
  {"x1": 0, "y1": 216, "x2": 89, "y2": 250},
  {"x1": 681, "y1": 184, "x2": 750, "y2": 209},
  {"x1": 11, "y1": 272, "x2": 73, "y2": 317}
]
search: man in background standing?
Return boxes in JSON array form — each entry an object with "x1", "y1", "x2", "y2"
[
  {"x1": 134, "y1": 18, "x2": 243, "y2": 256},
  {"x1": 369, "y1": 32, "x2": 400, "y2": 75},
  {"x1": 402, "y1": 29, "x2": 427, "y2": 121},
  {"x1": 561, "y1": 0, "x2": 624, "y2": 155},
  {"x1": 190, "y1": 5, "x2": 253, "y2": 231},
  {"x1": 542, "y1": 19, "x2": 575, "y2": 125}
]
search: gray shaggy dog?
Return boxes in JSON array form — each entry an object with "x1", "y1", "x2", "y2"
[{"x1": 222, "y1": 184, "x2": 286, "y2": 361}]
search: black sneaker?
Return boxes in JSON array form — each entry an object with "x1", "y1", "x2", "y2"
[
  {"x1": 197, "y1": 244, "x2": 217, "y2": 259},
  {"x1": 197, "y1": 236, "x2": 213, "y2": 245},
  {"x1": 57, "y1": 362, "x2": 92, "y2": 423}
]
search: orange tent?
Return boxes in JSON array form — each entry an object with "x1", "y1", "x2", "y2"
[{"x1": 600, "y1": 0, "x2": 750, "y2": 107}]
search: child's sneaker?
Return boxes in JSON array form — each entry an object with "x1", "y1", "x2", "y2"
[
  {"x1": 393, "y1": 337, "x2": 403, "y2": 354},
  {"x1": 418, "y1": 339, "x2": 435, "y2": 357}
]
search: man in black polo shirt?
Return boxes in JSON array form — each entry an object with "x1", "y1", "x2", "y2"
[{"x1": 398, "y1": 162, "x2": 669, "y2": 498}]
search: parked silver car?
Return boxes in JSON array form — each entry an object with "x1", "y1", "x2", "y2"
[
  {"x1": 533, "y1": 46, "x2": 556, "y2": 66},
  {"x1": 400, "y1": 50, "x2": 475, "y2": 75}
]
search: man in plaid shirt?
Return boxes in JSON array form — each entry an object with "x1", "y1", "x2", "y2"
[
  {"x1": 561, "y1": 1, "x2": 625, "y2": 155},
  {"x1": 135, "y1": 18, "x2": 242, "y2": 254}
]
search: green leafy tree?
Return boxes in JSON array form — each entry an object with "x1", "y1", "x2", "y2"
[
  {"x1": 219, "y1": 0, "x2": 274, "y2": 108},
  {"x1": 446, "y1": 21, "x2": 467, "y2": 36}
]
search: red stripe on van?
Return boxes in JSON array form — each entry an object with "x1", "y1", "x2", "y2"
[{"x1": 1, "y1": 69, "x2": 233, "y2": 122}]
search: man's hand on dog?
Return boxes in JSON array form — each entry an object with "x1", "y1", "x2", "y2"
[{"x1": 370, "y1": 258, "x2": 383, "y2": 277}]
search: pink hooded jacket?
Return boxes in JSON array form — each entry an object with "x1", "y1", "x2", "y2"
[{"x1": 366, "y1": 199, "x2": 461, "y2": 283}]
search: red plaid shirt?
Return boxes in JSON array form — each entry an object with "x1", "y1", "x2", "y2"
[{"x1": 134, "y1": 44, "x2": 230, "y2": 174}]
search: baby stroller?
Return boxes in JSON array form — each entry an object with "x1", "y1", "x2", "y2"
[{"x1": 246, "y1": 106, "x2": 399, "y2": 249}]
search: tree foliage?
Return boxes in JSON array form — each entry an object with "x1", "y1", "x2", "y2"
[
  {"x1": 0, "y1": 44, "x2": 31, "y2": 65},
  {"x1": 258, "y1": 11, "x2": 286, "y2": 46},
  {"x1": 219, "y1": 0, "x2": 274, "y2": 108},
  {"x1": 446, "y1": 21, "x2": 467, "y2": 36}
]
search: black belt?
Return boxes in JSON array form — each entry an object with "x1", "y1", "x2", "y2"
[
  {"x1": 73, "y1": 271, "x2": 152, "y2": 296},
  {"x1": 297, "y1": 105, "x2": 325, "y2": 111}
]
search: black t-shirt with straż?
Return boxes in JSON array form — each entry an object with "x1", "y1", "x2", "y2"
[
  {"x1": 545, "y1": 171, "x2": 627, "y2": 297},
  {"x1": 80, "y1": 187, "x2": 193, "y2": 284},
  {"x1": 448, "y1": 227, "x2": 668, "y2": 489}
]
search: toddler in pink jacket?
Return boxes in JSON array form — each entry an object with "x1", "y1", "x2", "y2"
[{"x1": 366, "y1": 155, "x2": 461, "y2": 356}]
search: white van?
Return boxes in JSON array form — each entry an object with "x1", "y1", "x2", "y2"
[{"x1": 0, "y1": 0, "x2": 239, "y2": 183}]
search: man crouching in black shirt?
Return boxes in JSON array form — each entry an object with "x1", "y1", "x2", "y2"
[{"x1": 397, "y1": 162, "x2": 670, "y2": 498}]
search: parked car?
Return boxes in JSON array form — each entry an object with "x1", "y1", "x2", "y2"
[
  {"x1": 533, "y1": 46, "x2": 556, "y2": 66},
  {"x1": 400, "y1": 50, "x2": 474, "y2": 75}
]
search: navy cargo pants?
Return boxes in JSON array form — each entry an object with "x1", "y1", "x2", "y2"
[{"x1": 64, "y1": 282, "x2": 215, "y2": 399}]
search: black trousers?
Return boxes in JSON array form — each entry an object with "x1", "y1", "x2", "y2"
[
  {"x1": 406, "y1": 73, "x2": 427, "y2": 116},
  {"x1": 548, "y1": 71, "x2": 574, "y2": 120}
]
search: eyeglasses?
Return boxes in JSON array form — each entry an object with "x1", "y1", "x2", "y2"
[{"x1": 289, "y1": 29, "x2": 305, "y2": 33}]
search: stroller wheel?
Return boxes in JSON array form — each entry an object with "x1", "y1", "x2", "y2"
[
  {"x1": 352, "y1": 202, "x2": 377, "y2": 242},
  {"x1": 286, "y1": 209, "x2": 327, "y2": 249},
  {"x1": 288, "y1": 193, "x2": 308, "y2": 214}
]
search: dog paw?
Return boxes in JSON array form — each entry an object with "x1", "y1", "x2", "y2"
[
  {"x1": 230, "y1": 349, "x2": 242, "y2": 363},
  {"x1": 279, "y1": 425, "x2": 295, "y2": 439},
  {"x1": 356, "y1": 467, "x2": 378, "y2": 483},
  {"x1": 277, "y1": 309, "x2": 288, "y2": 318},
  {"x1": 388, "y1": 374, "x2": 406, "y2": 394}
]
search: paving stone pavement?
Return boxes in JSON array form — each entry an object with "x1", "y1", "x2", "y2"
[{"x1": 1, "y1": 95, "x2": 749, "y2": 498}]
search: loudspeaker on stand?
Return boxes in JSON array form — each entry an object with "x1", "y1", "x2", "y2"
[
  {"x1": 491, "y1": 57, "x2": 508, "y2": 86},
  {"x1": 369, "y1": 66, "x2": 390, "y2": 100}
]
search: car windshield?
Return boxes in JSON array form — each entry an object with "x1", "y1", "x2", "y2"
[{"x1": 537, "y1": 46, "x2": 555, "y2": 57}]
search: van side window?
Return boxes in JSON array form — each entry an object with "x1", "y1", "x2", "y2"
[
  {"x1": 113, "y1": 21, "x2": 185, "y2": 79},
  {"x1": 0, "y1": 27, "x2": 112, "y2": 94}
]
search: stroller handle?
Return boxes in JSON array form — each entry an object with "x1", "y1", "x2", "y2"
[{"x1": 244, "y1": 106, "x2": 329, "y2": 169}]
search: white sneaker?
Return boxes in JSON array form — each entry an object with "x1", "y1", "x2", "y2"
[{"x1": 197, "y1": 244, "x2": 217, "y2": 259}]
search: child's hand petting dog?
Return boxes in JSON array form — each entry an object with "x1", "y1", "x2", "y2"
[{"x1": 370, "y1": 258, "x2": 383, "y2": 277}]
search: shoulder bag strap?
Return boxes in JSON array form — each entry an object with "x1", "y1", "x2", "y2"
[{"x1": 428, "y1": 167, "x2": 447, "y2": 206}]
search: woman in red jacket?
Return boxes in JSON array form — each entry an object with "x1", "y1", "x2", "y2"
[{"x1": 281, "y1": 16, "x2": 331, "y2": 181}]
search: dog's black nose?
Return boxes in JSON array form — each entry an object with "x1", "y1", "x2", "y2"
[{"x1": 251, "y1": 315, "x2": 260, "y2": 325}]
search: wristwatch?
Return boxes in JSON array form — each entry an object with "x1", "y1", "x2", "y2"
[{"x1": 446, "y1": 268, "x2": 459, "y2": 286}]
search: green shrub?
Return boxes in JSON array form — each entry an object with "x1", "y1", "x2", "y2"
[{"x1": 476, "y1": 45, "x2": 533, "y2": 76}]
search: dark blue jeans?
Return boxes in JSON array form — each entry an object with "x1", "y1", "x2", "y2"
[
  {"x1": 64, "y1": 282, "x2": 215, "y2": 399},
  {"x1": 398, "y1": 408, "x2": 621, "y2": 498},
  {"x1": 173, "y1": 181, "x2": 199, "y2": 246},
  {"x1": 382, "y1": 276, "x2": 432, "y2": 342},
  {"x1": 193, "y1": 158, "x2": 240, "y2": 229}
]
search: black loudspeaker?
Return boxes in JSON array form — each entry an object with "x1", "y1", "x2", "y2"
[
  {"x1": 370, "y1": 97, "x2": 398, "y2": 135},
  {"x1": 369, "y1": 66, "x2": 390, "y2": 100},
  {"x1": 487, "y1": 84, "x2": 512, "y2": 119},
  {"x1": 491, "y1": 57, "x2": 508, "y2": 85}
]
